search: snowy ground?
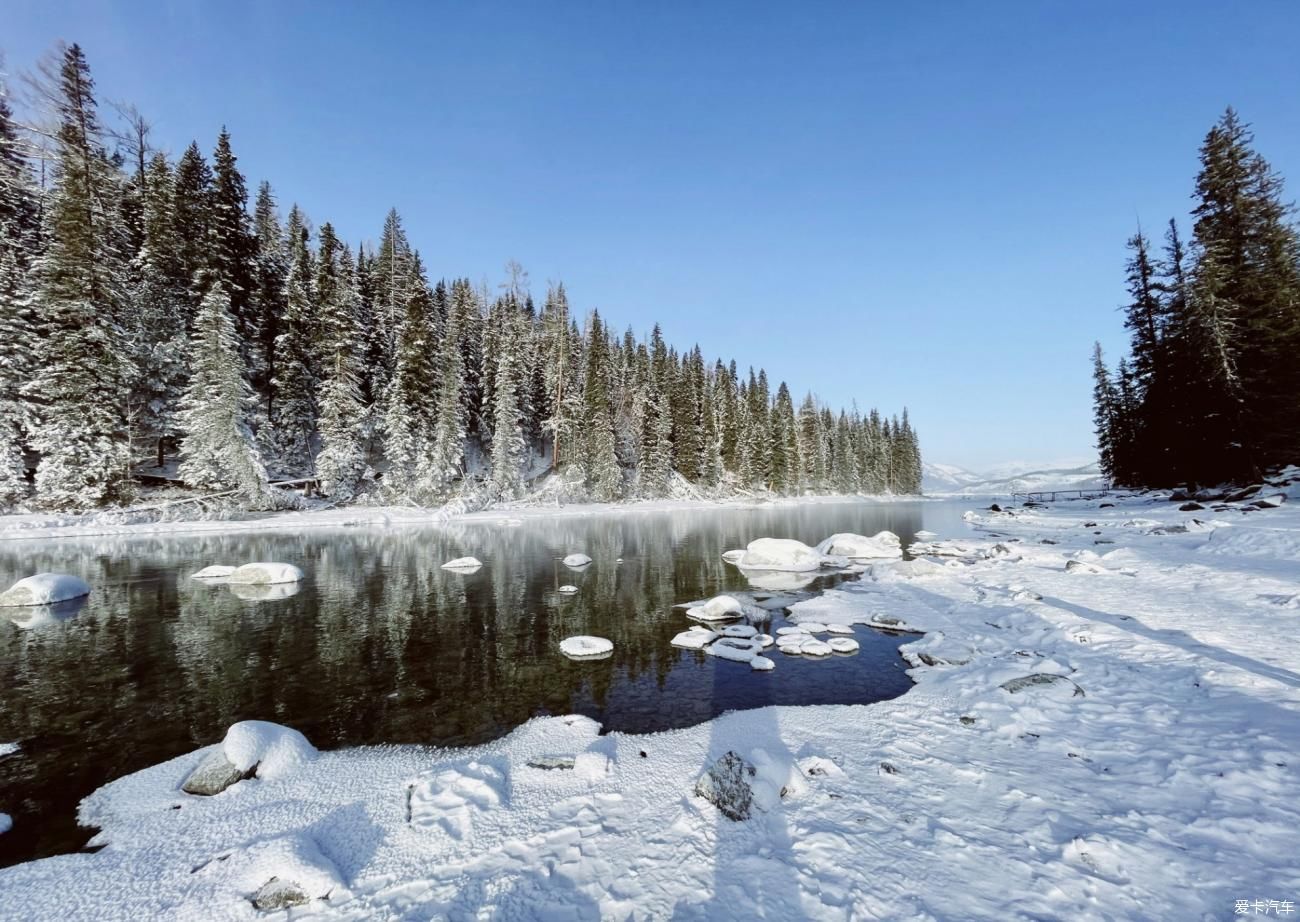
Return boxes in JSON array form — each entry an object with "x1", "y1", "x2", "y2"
[{"x1": 2, "y1": 483, "x2": 1299, "y2": 919}]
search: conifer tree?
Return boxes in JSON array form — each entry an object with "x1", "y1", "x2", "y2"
[
  {"x1": 177, "y1": 277, "x2": 268, "y2": 501},
  {"x1": 381, "y1": 256, "x2": 436, "y2": 495},
  {"x1": 170, "y1": 140, "x2": 212, "y2": 322},
  {"x1": 251, "y1": 181, "x2": 286, "y2": 420},
  {"x1": 314, "y1": 227, "x2": 368, "y2": 498},
  {"x1": 269, "y1": 207, "x2": 318, "y2": 474},
  {"x1": 24, "y1": 44, "x2": 135, "y2": 509}
]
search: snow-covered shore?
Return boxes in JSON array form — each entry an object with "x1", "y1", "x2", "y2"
[
  {"x1": 0, "y1": 491, "x2": 934, "y2": 543},
  {"x1": 2, "y1": 485, "x2": 1299, "y2": 919}
]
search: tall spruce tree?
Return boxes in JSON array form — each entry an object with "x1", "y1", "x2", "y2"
[
  {"x1": 24, "y1": 44, "x2": 135, "y2": 509},
  {"x1": 314, "y1": 225, "x2": 368, "y2": 498}
]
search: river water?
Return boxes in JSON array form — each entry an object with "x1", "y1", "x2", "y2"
[{"x1": 0, "y1": 498, "x2": 969, "y2": 866}]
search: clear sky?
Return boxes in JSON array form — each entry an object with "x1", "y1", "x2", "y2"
[{"x1": 5, "y1": 1, "x2": 1298, "y2": 472}]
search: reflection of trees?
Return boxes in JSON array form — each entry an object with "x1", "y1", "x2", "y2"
[{"x1": 0, "y1": 501, "x2": 924, "y2": 865}]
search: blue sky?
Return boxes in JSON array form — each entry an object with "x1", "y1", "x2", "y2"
[{"x1": 5, "y1": 1, "x2": 1298, "y2": 471}]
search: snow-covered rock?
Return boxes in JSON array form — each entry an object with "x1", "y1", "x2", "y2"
[
  {"x1": 252, "y1": 877, "x2": 310, "y2": 911},
  {"x1": 0, "y1": 573, "x2": 91, "y2": 607},
  {"x1": 721, "y1": 549, "x2": 746, "y2": 564},
  {"x1": 0, "y1": 814, "x2": 10, "y2": 835},
  {"x1": 182, "y1": 751, "x2": 249, "y2": 797},
  {"x1": 190, "y1": 565, "x2": 236, "y2": 581},
  {"x1": 795, "y1": 621, "x2": 828, "y2": 633},
  {"x1": 563, "y1": 553, "x2": 593, "y2": 569},
  {"x1": 750, "y1": 655, "x2": 775, "y2": 671},
  {"x1": 557, "y1": 584, "x2": 579, "y2": 594},
  {"x1": 816, "y1": 531, "x2": 903, "y2": 559},
  {"x1": 685, "y1": 595, "x2": 744, "y2": 622},
  {"x1": 720, "y1": 624, "x2": 757, "y2": 639},
  {"x1": 693, "y1": 751, "x2": 756, "y2": 821},
  {"x1": 670, "y1": 629, "x2": 716, "y2": 650},
  {"x1": 227, "y1": 563, "x2": 304, "y2": 585},
  {"x1": 755, "y1": 633, "x2": 774, "y2": 647},
  {"x1": 441, "y1": 556, "x2": 483, "y2": 571},
  {"x1": 828, "y1": 637, "x2": 860, "y2": 654},
  {"x1": 799, "y1": 639, "x2": 833, "y2": 656},
  {"x1": 705, "y1": 637, "x2": 763, "y2": 663},
  {"x1": 559, "y1": 635, "x2": 613, "y2": 660},
  {"x1": 825, "y1": 623, "x2": 855, "y2": 636},
  {"x1": 737, "y1": 538, "x2": 824, "y2": 572},
  {"x1": 228, "y1": 581, "x2": 301, "y2": 602}
]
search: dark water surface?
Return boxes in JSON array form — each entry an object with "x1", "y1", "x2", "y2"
[{"x1": 0, "y1": 499, "x2": 960, "y2": 866}]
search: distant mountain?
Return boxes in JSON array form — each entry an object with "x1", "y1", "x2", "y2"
[{"x1": 923, "y1": 460, "x2": 1106, "y2": 495}]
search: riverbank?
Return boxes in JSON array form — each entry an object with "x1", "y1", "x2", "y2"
[
  {"x1": 0, "y1": 490, "x2": 936, "y2": 543},
  {"x1": 1, "y1": 485, "x2": 1297, "y2": 919}
]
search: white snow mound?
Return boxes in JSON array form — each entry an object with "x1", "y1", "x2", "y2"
[
  {"x1": 441, "y1": 557, "x2": 483, "y2": 571},
  {"x1": 816, "y1": 531, "x2": 903, "y2": 559},
  {"x1": 222, "y1": 721, "x2": 318, "y2": 781},
  {"x1": 557, "y1": 584, "x2": 579, "y2": 594},
  {"x1": 738, "y1": 538, "x2": 823, "y2": 572},
  {"x1": 563, "y1": 553, "x2": 593, "y2": 568},
  {"x1": 227, "y1": 563, "x2": 304, "y2": 585},
  {"x1": 670, "y1": 629, "x2": 716, "y2": 650},
  {"x1": 0, "y1": 573, "x2": 91, "y2": 607},
  {"x1": 685, "y1": 595, "x2": 745, "y2": 622}
]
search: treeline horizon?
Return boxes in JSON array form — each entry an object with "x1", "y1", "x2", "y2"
[
  {"x1": 0, "y1": 43, "x2": 921, "y2": 513},
  {"x1": 1092, "y1": 108, "x2": 1300, "y2": 488}
]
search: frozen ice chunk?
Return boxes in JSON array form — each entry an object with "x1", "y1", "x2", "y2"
[
  {"x1": 0, "y1": 573, "x2": 91, "y2": 607},
  {"x1": 227, "y1": 563, "x2": 304, "y2": 585},
  {"x1": 560, "y1": 635, "x2": 614, "y2": 660}
]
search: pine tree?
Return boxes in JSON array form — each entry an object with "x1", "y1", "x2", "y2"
[
  {"x1": 488, "y1": 305, "x2": 527, "y2": 498},
  {"x1": 769, "y1": 382, "x2": 798, "y2": 494},
  {"x1": 314, "y1": 225, "x2": 368, "y2": 499},
  {"x1": 24, "y1": 45, "x2": 135, "y2": 509},
  {"x1": 269, "y1": 206, "x2": 317, "y2": 474},
  {"x1": 0, "y1": 73, "x2": 37, "y2": 506},
  {"x1": 425, "y1": 278, "x2": 473, "y2": 493},
  {"x1": 177, "y1": 277, "x2": 269, "y2": 501},
  {"x1": 170, "y1": 140, "x2": 212, "y2": 323},
  {"x1": 581, "y1": 311, "x2": 621, "y2": 499},
  {"x1": 209, "y1": 128, "x2": 257, "y2": 372},
  {"x1": 251, "y1": 181, "x2": 286, "y2": 421},
  {"x1": 381, "y1": 255, "x2": 436, "y2": 495}
]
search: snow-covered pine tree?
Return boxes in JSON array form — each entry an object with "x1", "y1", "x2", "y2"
[
  {"x1": 697, "y1": 363, "x2": 724, "y2": 488},
  {"x1": 424, "y1": 278, "x2": 472, "y2": 493},
  {"x1": 488, "y1": 303, "x2": 527, "y2": 498},
  {"x1": 268, "y1": 206, "x2": 317, "y2": 474},
  {"x1": 251, "y1": 181, "x2": 286, "y2": 422},
  {"x1": 0, "y1": 73, "x2": 38, "y2": 506},
  {"x1": 769, "y1": 382, "x2": 798, "y2": 494},
  {"x1": 170, "y1": 140, "x2": 212, "y2": 326},
  {"x1": 209, "y1": 128, "x2": 258, "y2": 377},
  {"x1": 581, "y1": 310, "x2": 621, "y2": 500},
  {"x1": 314, "y1": 225, "x2": 368, "y2": 499},
  {"x1": 127, "y1": 152, "x2": 189, "y2": 468},
  {"x1": 24, "y1": 44, "x2": 135, "y2": 510},
  {"x1": 381, "y1": 255, "x2": 436, "y2": 496},
  {"x1": 371, "y1": 208, "x2": 414, "y2": 397},
  {"x1": 638, "y1": 325, "x2": 673, "y2": 496},
  {"x1": 177, "y1": 276, "x2": 269, "y2": 502}
]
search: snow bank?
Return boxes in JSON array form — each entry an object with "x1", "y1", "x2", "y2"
[
  {"x1": 222, "y1": 721, "x2": 318, "y2": 781},
  {"x1": 558, "y1": 635, "x2": 613, "y2": 660},
  {"x1": 0, "y1": 573, "x2": 91, "y2": 607},
  {"x1": 227, "y1": 562, "x2": 304, "y2": 585},
  {"x1": 816, "y1": 531, "x2": 903, "y2": 559},
  {"x1": 737, "y1": 537, "x2": 823, "y2": 572}
]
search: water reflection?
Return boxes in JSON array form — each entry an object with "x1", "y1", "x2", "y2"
[{"x1": 0, "y1": 500, "x2": 950, "y2": 867}]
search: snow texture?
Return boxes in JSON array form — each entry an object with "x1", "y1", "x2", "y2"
[
  {"x1": 0, "y1": 572, "x2": 91, "y2": 607},
  {"x1": 558, "y1": 635, "x2": 613, "y2": 660},
  {"x1": 4, "y1": 488, "x2": 1300, "y2": 919}
]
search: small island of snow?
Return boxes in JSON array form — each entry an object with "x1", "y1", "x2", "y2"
[{"x1": 0, "y1": 573, "x2": 91, "y2": 607}]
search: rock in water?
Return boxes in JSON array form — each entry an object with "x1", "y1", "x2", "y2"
[
  {"x1": 0, "y1": 573, "x2": 91, "y2": 607},
  {"x1": 182, "y1": 750, "x2": 249, "y2": 796},
  {"x1": 252, "y1": 877, "x2": 310, "y2": 911},
  {"x1": 557, "y1": 584, "x2": 579, "y2": 594},
  {"x1": 563, "y1": 553, "x2": 593, "y2": 568},
  {"x1": 694, "y1": 751, "x2": 757, "y2": 821},
  {"x1": 737, "y1": 538, "x2": 823, "y2": 572},
  {"x1": 816, "y1": 531, "x2": 903, "y2": 559},
  {"x1": 441, "y1": 557, "x2": 483, "y2": 571}
]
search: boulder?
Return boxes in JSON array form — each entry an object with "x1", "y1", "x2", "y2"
[
  {"x1": 1000, "y1": 673, "x2": 1085, "y2": 697},
  {"x1": 694, "y1": 751, "x2": 757, "y2": 821},
  {"x1": 251, "y1": 877, "x2": 310, "y2": 912},
  {"x1": 182, "y1": 750, "x2": 250, "y2": 796},
  {"x1": 1178, "y1": 502, "x2": 1204, "y2": 512}
]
